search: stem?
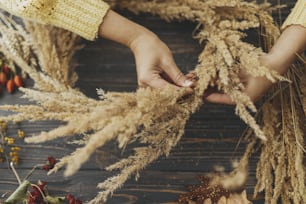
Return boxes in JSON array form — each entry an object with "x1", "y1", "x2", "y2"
[
  {"x1": 10, "y1": 162, "x2": 22, "y2": 185},
  {"x1": 23, "y1": 164, "x2": 41, "y2": 181}
]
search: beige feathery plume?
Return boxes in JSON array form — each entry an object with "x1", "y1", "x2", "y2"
[{"x1": 1, "y1": 1, "x2": 303, "y2": 204}]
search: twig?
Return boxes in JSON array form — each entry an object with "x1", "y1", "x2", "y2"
[
  {"x1": 10, "y1": 162, "x2": 22, "y2": 185},
  {"x1": 23, "y1": 164, "x2": 42, "y2": 181}
]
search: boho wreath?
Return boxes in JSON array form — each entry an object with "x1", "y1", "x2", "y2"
[{"x1": 0, "y1": 0, "x2": 304, "y2": 204}]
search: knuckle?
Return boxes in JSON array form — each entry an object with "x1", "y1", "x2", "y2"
[
  {"x1": 173, "y1": 72, "x2": 185, "y2": 82},
  {"x1": 137, "y1": 74, "x2": 150, "y2": 85}
]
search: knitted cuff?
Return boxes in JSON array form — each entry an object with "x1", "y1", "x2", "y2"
[
  {"x1": 51, "y1": 0, "x2": 110, "y2": 40},
  {"x1": 0, "y1": 0, "x2": 109, "y2": 40},
  {"x1": 281, "y1": 0, "x2": 306, "y2": 30}
]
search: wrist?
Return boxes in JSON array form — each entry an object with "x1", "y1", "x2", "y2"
[
  {"x1": 259, "y1": 53, "x2": 288, "y2": 75},
  {"x1": 128, "y1": 30, "x2": 159, "y2": 54},
  {"x1": 98, "y1": 10, "x2": 157, "y2": 50}
]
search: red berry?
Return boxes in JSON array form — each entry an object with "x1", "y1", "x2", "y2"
[
  {"x1": 6, "y1": 79, "x2": 15, "y2": 93},
  {"x1": 3, "y1": 65, "x2": 11, "y2": 75},
  {"x1": 13, "y1": 75, "x2": 23, "y2": 88},
  {"x1": 0, "y1": 72, "x2": 7, "y2": 86},
  {"x1": 42, "y1": 156, "x2": 57, "y2": 171},
  {"x1": 67, "y1": 194, "x2": 75, "y2": 204},
  {"x1": 42, "y1": 164, "x2": 50, "y2": 171},
  {"x1": 75, "y1": 199, "x2": 82, "y2": 204},
  {"x1": 48, "y1": 156, "x2": 56, "y2": 166}
]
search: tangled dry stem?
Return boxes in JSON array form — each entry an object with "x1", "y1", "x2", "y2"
[{"x1": 0, "y1": 1, "x2": 304, "y2": 204}]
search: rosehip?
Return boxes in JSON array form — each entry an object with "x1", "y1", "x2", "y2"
[
  {"x1": 3, "y1": 65, "x2": 11, "y2": 75},
  {"x1": 0, "y1": 72, "x2": 7, "y2": 86},
  {"x1": 6, "y1": 79, "x2": 15, "y2": 93},
  {"x1": 13, "y1": 75, "x2": 23, "y2": 87},
  {"x1": 75, "y1": 199, "x2": 82, "y2": 204}
]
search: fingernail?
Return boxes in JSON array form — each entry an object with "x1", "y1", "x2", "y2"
[{"x1": 183, "y1": 80, "x2": 193, "y2": 87}]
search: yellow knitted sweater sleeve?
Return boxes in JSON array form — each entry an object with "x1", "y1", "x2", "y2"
[
  {"x1": 282, "y1": 0, "x2": 306, "y2": 29},
  {"x1": 0, "y1": 0, "x2": 110, "y2": 40}
]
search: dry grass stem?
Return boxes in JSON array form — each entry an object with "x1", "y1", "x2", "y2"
[{"x1": 0, "y1": 1, "x2": 304, "y2": 203}]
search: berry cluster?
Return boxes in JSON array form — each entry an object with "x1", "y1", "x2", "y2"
[
  {"x1": 28, "y1": 180, "x2": 83, "y2": 204},
  {"x1": 0, "y1": 64, "x2": 23, "y2": 94},
  {"x1": 0, "y1": 121, "x2": 25, "y2": 164},
  {"x1": 66, "y1": 194, "x2": 82, "y2": 204},
  {"x1": 28, "y1": 181, "x2": 47, "y2": 204},
  {"x1": 42, "y1": 156, "x2": 57, "y2": 171}
]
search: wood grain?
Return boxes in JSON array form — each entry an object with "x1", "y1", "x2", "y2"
[{"x1": 0, "y1": 3, "x2": 298, "y2": 203}]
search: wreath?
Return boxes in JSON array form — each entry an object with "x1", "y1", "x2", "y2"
[{"x1": 0, "y1": 0, "x2": 304, "y2": 204}]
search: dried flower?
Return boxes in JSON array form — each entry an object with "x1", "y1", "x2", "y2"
[
  {"x1": 17, "y1": 129, "x2": 25, "y2": 138},
  {"x1": 67, "y1": 194, "x2": 83, "y2": 204},
  {"x1": 0, "y1": 1, "x2": 304, "y2": 204},
  {"x1": 28, "y1": 181, "x2": 47, "y2": 204},
  {"x1": 42, "y1": 156, "x2": 57, "y2": 171}
]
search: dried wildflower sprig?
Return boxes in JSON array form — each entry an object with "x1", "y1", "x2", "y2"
[
  {"x1": 0, "y1": 13, "x2": 81, "y2": 92},
  {"x1": 0, "y1": 120, "x2": 24, "y2": 165},
  {"x1": 4, "y1": 161, "x2": 83, "y2": 204},
  {"x1": 0, "y1": 0, "x2": 293, "y2": 203}
]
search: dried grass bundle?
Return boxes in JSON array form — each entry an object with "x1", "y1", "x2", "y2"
[
  {"x1": 253, "y1": 66, "x2": 306, "y2": 204},
  {"x1": 0, "y1": 1, "x2": 303, "y2": 203}
]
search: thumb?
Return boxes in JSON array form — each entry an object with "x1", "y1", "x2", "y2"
[
  {"x1": 163, "y1": 60, "x2": 194, "y2": 88},
  {"x1": 205, "y1": 93, "x2": 235, "y2": 105}
]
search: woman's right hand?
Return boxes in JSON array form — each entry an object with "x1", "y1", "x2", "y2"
[
  {"x1": 129, "y1": 32, "x2": 195, "y2": 92},
  {"x1": 98, "y1": 10, "x2": 195, "y2": 92}
]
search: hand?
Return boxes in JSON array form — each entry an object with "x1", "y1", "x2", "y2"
[
  {"x1": 205, "y1": 25, "x2": 306, "y2": 105},
  {"x1": 129, "y1": 33, "x2": 194, "y2": 92},
  {"x1": 98, "y1": 10, "x2": 194, "y2": 92},
  {"x1": 205, "y1": 55, "x2": 274, "y2": 105}
]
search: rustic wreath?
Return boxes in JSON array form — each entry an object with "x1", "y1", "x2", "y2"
[{"x1": 0, "y1": 0, "x2": 304, "y2": 204}]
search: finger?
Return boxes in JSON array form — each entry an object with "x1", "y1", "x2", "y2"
[
  {"x1": 144, "y1": 75, "x2": 194, "y2": 95},
  {"x1": 227, "y1": 194, "x2": 239, "y2": 204},
  {"x1": 203, "y1": 198, "x2": 212, "y2": 204},
  {"x1": 205, "y1": 93, "x2": 235, "y2": 105},
  {"x1": 161, "y1": 71, "x2": 196, "y2": 88},
  {"x1": 144, "y1": 75, "x2": 175, "y2": 89},
  {"x1": 186, "y1": 72, "x2": 197, "y2": 80},
  {"x1": 162, "y1": 60, "x2": 195, "y2": 88},
  {"x1": 218, "y1": 196, "x2": 227, "y2": 204},
  {"x1": 241, "y1": 190, "x2": 252, "y2": 204}
]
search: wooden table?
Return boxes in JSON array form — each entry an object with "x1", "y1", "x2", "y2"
[{"x1": 0, "y1": 3, "x2": 296, "y2": 203}]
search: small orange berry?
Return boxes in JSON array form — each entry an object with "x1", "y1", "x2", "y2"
[
  {"x1": 6, "y1": 79, "x2": 15, "y2": 93},
  {"x1": 13, "y1": 75, "x2": 23, "y2": 88},
  {"x1": 0, "y1": 72, "x2": 7, "y2": 86}
]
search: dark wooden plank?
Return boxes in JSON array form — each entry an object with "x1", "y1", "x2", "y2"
[
  {"x1": 0, "y1": 169, "x2": 263, "y2": 203},
  {"x1": 0, "y1": 3, "x2": 301, "y2": 203}
]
